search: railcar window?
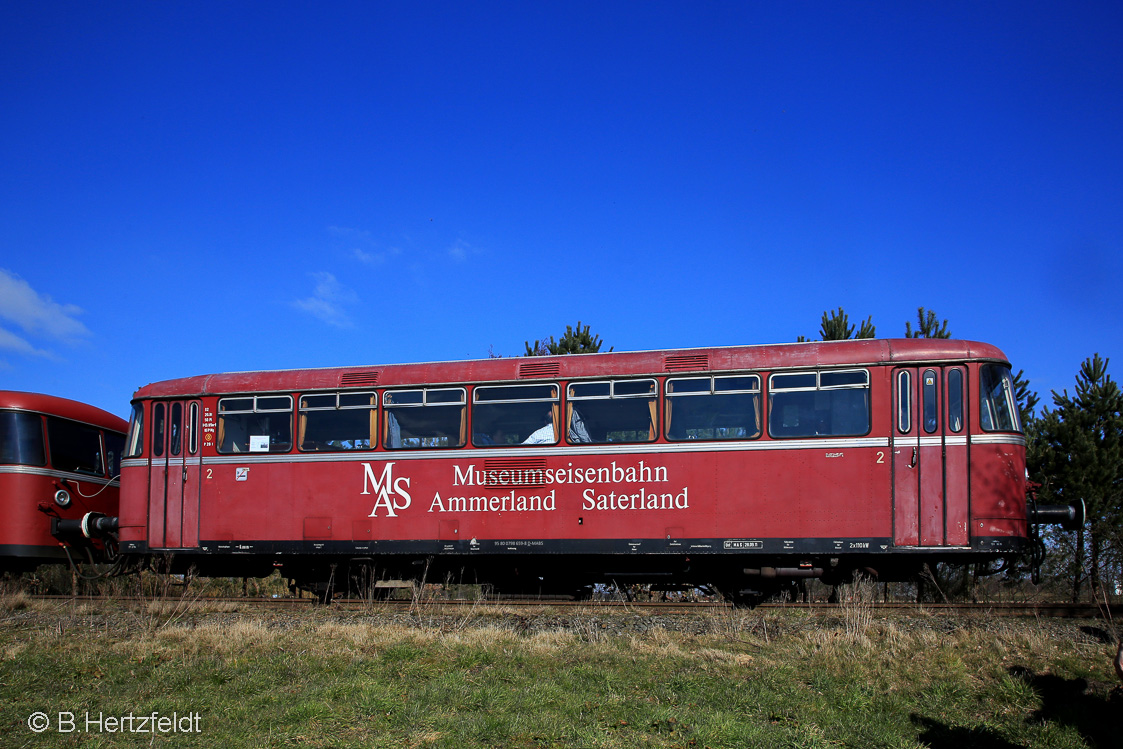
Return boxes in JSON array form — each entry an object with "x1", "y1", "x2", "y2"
[
  {"x1": 666, "y1": 375, "x2": 761, "y2": 441},
  {"x1": 567, "y1": 379, "x2": 658, "y2": 444},
  {"x1": 0, "y1": 411, "x2": 46, "y2": 466},
  {"x1": 948, "y1": 370, "x2": 964, "y2": 433},
  {"x1": 980, "y1": 364, "x2": 1021, "y2": 433},
  {"x1": 768, "y1": 370, "x2": 870, "y2": 438},
  {"x1": 821, "y1": 371, "x2": 868, "y2": 388},
  {"x1": 125, "y1": 403, "x2": 144, "y2": 458},
  {"x1": 188, "y1": 402, "x2": 200, "y2": 455},
  {"x1": 170, "y1": 402, "x2": 183, "y2": 457},
  {"x1": 472, "y1": 384, "x2": 559, "y2": 446},
  {"x1": 152, "y1": 403, "x2": 166, "y2": 458},
  {"x1": 897, "y1": 371, "x2": 912, "y2": 433},
  {"x1": 298, "y1": 392, "x2": 377, "y2": 451},
  {"x1": 384, "y1": 388, "x2": 466, "y2": 449},
  {"x1": 47, "y1": 417, "x2": 105, "y2": 476},
  {"x1": 105, "y1": 431, "x2": 124, "y2": 477},
  {"x1": 923, "y1": 370, "x2": 939, "y2": 434},
  {"x1": 775, "y1": 373, "x2": 817, "y2": 390},
  {"x1": 217, "y1": 396, "x2": 293, "y2": 453}
]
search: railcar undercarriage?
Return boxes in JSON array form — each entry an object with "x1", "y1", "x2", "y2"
[{"x1": 121, "y1": 541, "x2": 1031, "y2": 606}]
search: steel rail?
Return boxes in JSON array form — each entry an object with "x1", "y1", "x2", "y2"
[{"x1": 22, "y1": 595, "x2": 1123, "y2": 618}]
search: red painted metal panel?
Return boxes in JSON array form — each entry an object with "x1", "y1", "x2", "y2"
[
  {"x1": 147, "y1": 460, "x2": 166, "y2": 549},
  {"x1": 182, "y1": 447, "x2": 893, "y2": 546},
  {"x1": 118, "y1": 464, "x2": 148, "y2": 544},
  {"x1": 970, "y1": 443, "x2": 1027, "y2": 538}
]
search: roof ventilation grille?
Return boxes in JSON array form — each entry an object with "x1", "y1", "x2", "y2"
[
  {"x1": 518, "y1": 362, "x2": 560, "y2": 378},
  {"x1": 664, "y1": 354, "x2": 710, "y2": 372},
  {"x1": 339, "y1": 371, "x2": 380, "y2": 387}
]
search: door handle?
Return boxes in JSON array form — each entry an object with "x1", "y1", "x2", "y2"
[{"x1": 908, "y1": 447, "x2": 918, "y2": 468}]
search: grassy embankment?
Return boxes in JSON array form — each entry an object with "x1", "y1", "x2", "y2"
[{"x1": 1, "y1": 592, "x2": 1120, "y2": 748}]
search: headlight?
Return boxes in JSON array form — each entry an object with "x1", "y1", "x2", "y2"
[{"x1": 54, "y1": 489, "x2": 72, "y2": 508}]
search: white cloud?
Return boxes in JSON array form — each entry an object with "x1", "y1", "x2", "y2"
[
  {"x1": 351, "y1": 244, "x2": 402, "y2": 265},
  {"x1": 293, "y1": 272, "x2": 359, "y2": 328},
  {"x1": 0, "y1": 269, "x2": 91, "y2": 343},
  {"x1": 352, "y1": 247, "x2": 386, "y2": 265},
  {"x1": 0, "y1": 325, "x2": 52, "y2": 357},
  {"x1": 328, "y1": 225, "x2": 405, "y2": 266},
  {"x1": 448, "y1": 240, "x2": 470, "y2": 262}
]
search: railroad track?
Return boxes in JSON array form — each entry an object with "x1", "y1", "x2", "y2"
[{"x1": 23, "y1": 595, "x2": 1123, "y2": 618}]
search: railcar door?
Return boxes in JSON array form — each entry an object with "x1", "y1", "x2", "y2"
[
  {"x1": 942, "y1": 366, "x2": 969, "y2": 546},
  {"x1": 892, "y1": 370, "x2": 921, "y2": 545},
  {"x1": 147, "y1": 400, "x2": 202, "y2": 549},
  {"x1": 892, "y1": 367, "x2": 970, "y2": 547}
]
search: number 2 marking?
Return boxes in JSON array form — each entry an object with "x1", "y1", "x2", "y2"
[
  {"x1": 206, "y1": 468, "x2": 213, "y2": 479},
  {"x1": 876, "y1": 451, "x2": 885, "y2": 464}
]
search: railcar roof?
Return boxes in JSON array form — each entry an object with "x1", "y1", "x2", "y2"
[
  {"x1": 0, "y1": 390, "x2": 129, "y2": 432},
  {"x1": 132, "y1": 338, "x2": 1011, "y2": 400}
]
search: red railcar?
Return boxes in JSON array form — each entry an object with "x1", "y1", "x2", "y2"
[
  {"x1": 0, "y1": 391, "x2": 127, "y2": 571},
  {"x1": 118, "y1": 339, "x2": 1032, "y2": 601}
]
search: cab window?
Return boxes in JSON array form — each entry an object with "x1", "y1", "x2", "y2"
[
  {"x1": 980, "y1": 365, "x2": 1020, "y2": 432},
  {"x1": 125, "y1": 403, "x2": 144, "y2": 458},
  {"x1": 0, "y1": 411, "x2": 46, "y2": 466},
  {"x1": 47, "y1": 417, "x2": 105, "y2": 475}
]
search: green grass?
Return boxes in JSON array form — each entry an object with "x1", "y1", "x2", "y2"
[{"x1": 1, "y1": 600, "x2": 1119, "y2": 748}]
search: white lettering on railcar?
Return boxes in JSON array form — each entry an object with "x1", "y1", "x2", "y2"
[
  {"x1": 428, "y1": 490, "x2": 556, "y2": 513},
  {"x1": 360, "y1": 460, "x2": 690, "y2": 518},
  {"x1": 453, "y1": 460, "x2": 668, "y2": 487},
  {"x1": 580, "y1": 486, "x2": 689, "y2": 511}
]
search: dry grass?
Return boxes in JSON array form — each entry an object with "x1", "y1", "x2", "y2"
[
  {"x1": 2, "y1": 600, "x2": 1119, "y2": 748},
  {"x1": 0, "y1": 590, "x2": 31, "y2": 611}
]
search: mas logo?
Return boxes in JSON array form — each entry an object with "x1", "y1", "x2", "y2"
[{"x1": 361, "y1": 463, "x2": 412, "y2": 517}]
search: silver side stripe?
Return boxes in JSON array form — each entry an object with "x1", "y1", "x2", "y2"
[
  {"x1": 892, "y1": 436, "x2": 970, "y2": 448},
  {"x1": 0, "y1": 466, "x2": 120, "y2": 486},
  {"x1": 136, "y1": 437, "x2": 892, "y2": 467},
  {"x1": 971, "y1": 434, "x2": 1027, "y2": 447},
  {"x1": 118, "y1": 431, "x2": 1027, "y2": 468},
  {"x1": 121, "y1": 457, "x2": 202, "y2": 469}
]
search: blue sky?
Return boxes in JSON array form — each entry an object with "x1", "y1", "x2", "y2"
[{"x1": 1, "y1": 2, "x2": 1120, "y2": 419}]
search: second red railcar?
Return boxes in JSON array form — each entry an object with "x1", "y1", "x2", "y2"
[{"x1": 0, "y1": 391, "x2": 127, "y2": 572}]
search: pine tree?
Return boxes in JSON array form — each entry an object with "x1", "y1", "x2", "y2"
[
  {"x1": 905, "y1": 307, "x2": 950, "y2": 339},
  {"x1": 799, "y1": 308, "x2": 875, "y2": 342},
  {"x1": 1012, "y1": 369, "x2": 1040, "y2": 431},
  {"x1": 525, "y1": 321, "x2": 612, "y2": 356},
  {"x1": 1031, "y1": 354, "x2": 1123, "y2": 601}
]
